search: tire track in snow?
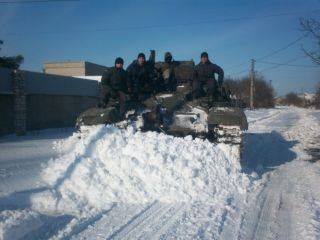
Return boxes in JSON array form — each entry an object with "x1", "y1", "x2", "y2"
[
  {"x1": 49, "y1": 205, "x2": 116, "y2": 240},
  {"x1": 70, "y1": 203, "x2": 186, "y2": 240},
  {"x1": 65, "y1": 208, "x2": 115, "y2": 239},
  {"x1": 247, "y1": 110, "x2": 281, "y2": 124},
  {"x1": 240, "y1": 107, "x2": 320, "y2": 240},
  {"x1": 240, "y1": 108, "x2": 298, "y2": 240},
  {"x1": 132, "y1": 203, "x2": 186, "y2": 240},
  {"x1": 105, "y1": 202, "x2": 186, "y2": 240},
  {"x1": 106, "y1": 201, "x2": 162, "y2": 240},
  {"x1": 69, "y1": 204, "x2": 146, "y2": 240},
  {"x1": 54, "y1": 202, "x2": 158, "y2": 240},
  {"x1": 248, "y1": 108, "x2": 297, "y2": 133},
  {"x1": 250, "y1": 175, "x2": 283, "y2": 240}
]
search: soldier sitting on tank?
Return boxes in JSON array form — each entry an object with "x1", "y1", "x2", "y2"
[
  {"x1": 100, "y1": 57, "x2": 128, "y2": 116},
  {"x1": 126, "y1": 53, "x2": 155, "y2": 102},
  {"x1": 157, "y1": 52, "x2": 180, "y2": 92},
  {"x1": 192, "y1": 52, "x2": 224, "y2": 99}
]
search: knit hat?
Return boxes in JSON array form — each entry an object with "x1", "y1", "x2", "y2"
[
  {"x1": 137, "y1": 53, "x2": 146, "y2": 59},
  {"x1": 115, "y1": 57, "x2": 124, "y2": 65},
  {"x1": 200, "y1": 52, "x2": 209, "y2": 58}
]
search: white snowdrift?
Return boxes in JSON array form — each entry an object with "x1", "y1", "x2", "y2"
[
  {"x1": 31, "y1": 125, "x2": 250, "y2": 216},
  {"x1": 0, "y1": 210, "x2": 42, "y2": 240}
]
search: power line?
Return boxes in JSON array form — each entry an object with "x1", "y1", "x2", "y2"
[
  {"x1": 226, "y1": 34, "x2": 307, "y2": 72},
  {"x1": 3, "y1": 9, "x2": 320, "y2": 36},
  {"x1": 256, "y1": 59, "x2": 319, "y2": 68},
  {"x1": 229, "y1": 55, "x2": 316, "y2": 76},
  {"x1": 0, "y1": 0, "x2": 79, "y2": 3},
  {"x1": 258, "y1": 56, "x2": 309, "y2": 72},
  {"x1": 256, "y1": 34, "x2": 307, "y2": 61},
  {"x1": 227, "y1": 34, "x2": 308, "y2": 75},
  {"x1": 225, "y1": 62, "x2": 248, "y2": 71},
  {"x1": 229, "y1": 68, "x2": 248, "y2": 76}
]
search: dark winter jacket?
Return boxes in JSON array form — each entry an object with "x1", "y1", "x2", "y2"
[
  {"x1": 101, "y1": 67, "x2": 128, "y2": 101},
  {"x1": 126, "y1": 60, "x2": 154, "y2": 98},
  {"x1": 192, "y1": 60, "x2": 224, "y2": 92}
]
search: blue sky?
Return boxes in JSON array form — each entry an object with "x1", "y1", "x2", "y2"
[{"x1": 0, "y1": 0, "x2": 319, "y2": 96}]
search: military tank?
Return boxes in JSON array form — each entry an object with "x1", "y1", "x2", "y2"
[
  {"x1": 141, "y1": 55, "x2": 248, "y2": 145},
  {"x1": 76, "y1": 51, "x2": 248, "y2": 146},
  {"x1": 140, "y1": 86, "x2": 248, "y2": 145}
]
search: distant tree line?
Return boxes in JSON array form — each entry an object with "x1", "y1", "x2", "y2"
[
  {"x1": 224, "y1": 74, "x2": 275, "y2": 108},
  {"x1": 313, "y1": 83, "x2": 320, "y2": 109},
  {"x1": 277, "y1": 83, "x2": 320, "y2": 109},
  {"x1": 0, "y1": 40, "x2": 24, "y2": 69},
  {"x1": 280, "y1": 93, "x2": 304, "y2": 107}
]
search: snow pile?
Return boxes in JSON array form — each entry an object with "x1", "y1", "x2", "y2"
[
  {"x1": 31, "y1": 125, "x2": 250, "y2": 216},
  {"x1": 0, "y1": 210, "x2": 42, "y2": 240}
]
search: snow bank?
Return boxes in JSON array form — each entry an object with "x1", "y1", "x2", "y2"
[
  {"x1": 31, "y1": 125, "x2": 250, "y2": 216},
  {"x1": 0, "y1": 210, "x2": 42, "y2": 240}
]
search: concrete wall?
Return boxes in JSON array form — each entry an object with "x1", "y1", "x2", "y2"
[
  {"x1": 43, "y1": 61, "x2": 109, "y2": 77},
  {"x1": 44, "y1": 62, "x2": 85, "y2": 76},
  {"x1": 22, "y1": 70, "x2": 99, "y2": 97},
  {"x1": 85, "y1": 62, "x2": 109, "y2": 76},
  {"x1": 26, "y1": 94, "x2": 98, "y2": 130},
  {"x1": 0, "y1": 67, "x2": 12, "y2": 94},
  {"x1": 0, "y1": 68, "x2": 14, "y2": 135},
  {"x1": 0, "y1": 94, "x2": 14, "y2": 135},
  {"x1": 0, "y1": 67, "x2": 99, "y2": 136}
]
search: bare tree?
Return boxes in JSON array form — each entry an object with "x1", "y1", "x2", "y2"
[
  {"x1": 224, "y1": 74, "x2": 275, "y2": 108},
  {"x1": 283, "y1": 92, "x2": 304, "y2": 107},
  {"x1": 314, "y1": 82, "x2": 320, "y2": 109},
  {"x1": 300, "y1": 18, "x2": 320, "y2": 65}
]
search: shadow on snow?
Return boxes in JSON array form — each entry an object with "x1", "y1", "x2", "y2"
[
  {"x1": 0, "y1": 187, "x2": 74, "y2": 240},
  {"x1": 241, "y1": 131, "x2": 298, "y2": 177}
]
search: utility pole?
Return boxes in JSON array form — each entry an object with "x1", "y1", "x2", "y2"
[{"x1": 250, "y1": 59, "x2": 255, "y2": 110}]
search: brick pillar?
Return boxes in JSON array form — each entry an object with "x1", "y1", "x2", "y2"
[{"x1": 12, "y1": 70, "x2": 26, "y2": 136}]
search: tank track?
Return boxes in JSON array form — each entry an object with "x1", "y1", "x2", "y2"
[
  {"x1": 213, "y1": 125, "x2": 244, "y2": 157},
  {"x1": 213, "y1": 126, "x2": 242, "y2": 145}
]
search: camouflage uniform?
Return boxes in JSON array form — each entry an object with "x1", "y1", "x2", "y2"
[
  {"x1": 192, "y1": 60, "x2": 224, "y2": 98},
  {"x1": 157, "y1": 52, "x2": 179, "y2": 92},
  {"x1": 101, "y1": 66, "x2": 128, "y2": 114},
  {"x1": 126, "y1": 60, "x2": 155, "y2": 101}
]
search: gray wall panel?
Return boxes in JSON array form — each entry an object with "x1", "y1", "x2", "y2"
[
  {"x1": 0, "y1": 94, "x2": 14, "y2": 135},
  {"x1": 26, "y1": 94, "x2": 98, "y2": 130},
  {"x1": 0, "y1": 68, "x2": 13, "y2": 94},
  {"x1": 22, "y1": 70, "x2": 99, "y2": 97}
]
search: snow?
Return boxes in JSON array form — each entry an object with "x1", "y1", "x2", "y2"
[
  {"x1": 174, "y1": 107, "x2": 208, "y2": 133},
  {"x1": 30, "y1": 125, "x2": 249, "y2": 217},
  {"x1": 72, "y1": 76, "x2": 102, "y2": 81},
  {"x1": 0, "y1": 129, "x2": 74, "y2": 195},
  {"x1": 0, "y1": 106, "x2": 319, "y2": 239},
  {"x1": 298, "y1": 92, "x2": 315, "y2": 101},
  {"x1": 0, "y1": 210, "x2": 42, "y2": 240},
  {"x1": 239, "y1": 107, "x2": 320, "y2": 240}
]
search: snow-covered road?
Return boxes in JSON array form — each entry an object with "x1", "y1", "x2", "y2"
[
  {"x1": 239, "y1": 108, "x2": 320, "y2": 240},
  {"x1": 0, "y1": 107, "x2": 319, "y2": 240}
]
